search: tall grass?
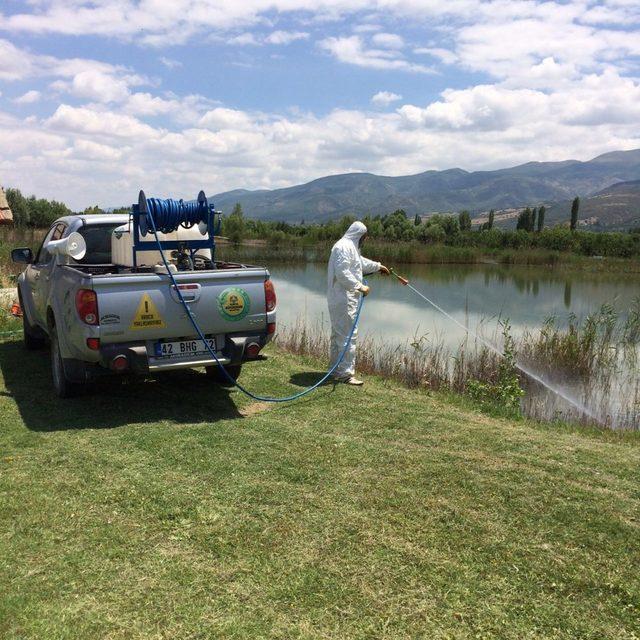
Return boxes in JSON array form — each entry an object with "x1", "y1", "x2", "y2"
[
  {"x1": 276, "y1": 307, "x2": 640, "y2": 430},
  {"x1": 0, "y1": 227, "x2": 46, "y2": 287}
]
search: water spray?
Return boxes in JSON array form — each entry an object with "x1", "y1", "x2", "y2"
[{"x1": 389, "y1": 268, "x2": 601, "y2": 424}]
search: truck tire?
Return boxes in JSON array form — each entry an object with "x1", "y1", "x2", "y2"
[
  {"x1": 206, "y1": 363, "x2": 242, "y2": 386},
  {"x1": 50, "y1": 328, "x2": 84, "y2": 398},
  {"x1": 19, "y1": 292, "x2": 45, "y2": 350}
]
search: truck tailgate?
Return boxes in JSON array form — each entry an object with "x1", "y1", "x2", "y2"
[{"x1": 93, "y1": 268, "x2": 269, "y2": 344}]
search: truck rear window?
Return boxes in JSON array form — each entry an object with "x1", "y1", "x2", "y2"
[{"x1": 74, "y1": 224, "x2": 122, "y2": 265}]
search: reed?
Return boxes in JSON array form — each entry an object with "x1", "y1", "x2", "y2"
[{"x1": 275, "y1": 310, "x2": 640, "y2": 430}]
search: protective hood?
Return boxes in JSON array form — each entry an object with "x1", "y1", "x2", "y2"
[{"x1": 342, "y1": 221, "x2": 367, "y2": 243}]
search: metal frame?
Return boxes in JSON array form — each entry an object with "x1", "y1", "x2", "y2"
[{"x1": 130, "y1": 189, "x2": 220, "y2": 268}]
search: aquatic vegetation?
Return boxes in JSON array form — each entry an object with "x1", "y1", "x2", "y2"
[{"x1": 276, "y1": 309, "x2": 640, "y2": 430}]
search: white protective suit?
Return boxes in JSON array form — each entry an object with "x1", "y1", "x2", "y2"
[{"x1": 327, "y1": 221, "x2": 381, "y2": 379}]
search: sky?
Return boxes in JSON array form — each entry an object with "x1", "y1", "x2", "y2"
[{"x1": 0, "y1": 0, "x2": 639, "y2": 210}]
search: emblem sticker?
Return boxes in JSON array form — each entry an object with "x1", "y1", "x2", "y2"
[{"x1": 218, "y1": 287, "x2": 250, "y2": 321}]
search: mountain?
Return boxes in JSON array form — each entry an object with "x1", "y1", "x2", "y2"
[{"x1": 210, "y1": 149, "x2": 640, "y2": 226}]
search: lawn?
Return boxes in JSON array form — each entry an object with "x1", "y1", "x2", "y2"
[{"x1": 0, "y1": 335, "x2": 638, "y2": 639}]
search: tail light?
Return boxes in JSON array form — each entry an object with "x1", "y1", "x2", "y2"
[
  {"x1": 267, "y1": 322, "x2": 276, "y2": 335},
  {"x1": 264, "y1": 278, "x2": 276, "y2": 312},
  {"x1": 76, "y1": 289, "x2": 99, "y2": 325},
  {"x1": 86, "y1": 337, "x2": 100, "y2": 350}
]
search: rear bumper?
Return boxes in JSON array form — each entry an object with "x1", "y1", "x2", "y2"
[{"x1": 98, "y1": 333, "x2": 269, "y2": 374}]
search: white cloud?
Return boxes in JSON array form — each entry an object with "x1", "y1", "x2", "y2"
[
  {"x1": 319, "y1": 36, "x2": 433, "y2": 73},
  {"x1": 199, "y1": 107, "x2": 254, "y2": 130},
  {"x1": 159, "y1": 56, "x2": 182, "y2": 69},
  {"x1": 372, "y1": 91, "x2": 402, "y2": 106},
  {"x1": 371, "y1": 33, "x2": 404, "y2": 49},
  {"x1": 69, "y1": 69, "x2": 131, "y2": 103},
  {"x1": 0, "y1": 1, "x2": 476, "y2": 41},
  {"x1": 46, "y1": 104, "x2": 159, "y2": 140},
  {"x1": 227, "y1": 32, "x2": 260, "y2": 46},
  {"x1": 0, "y1": 39, "x2": 35, "y2": 80},
  {"x1": 414, "y1": 47, "x2": 458, "y2": 65},
  {"x1": 264, "y1": 30, "x2": 309, "y2": 45},
  {"x1": 13, "y1": 90, "x2": 41, "y2": 104}
]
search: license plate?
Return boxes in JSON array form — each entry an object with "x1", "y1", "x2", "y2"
[{"x1": 154, "y1": 338, "x2": 216, "y2": 359}]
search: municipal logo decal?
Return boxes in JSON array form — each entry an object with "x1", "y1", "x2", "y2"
[{"x1": 218, "y1": 287, "x2": 250, "y2": 321}]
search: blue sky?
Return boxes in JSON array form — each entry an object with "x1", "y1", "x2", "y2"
[{"x1": 0, "y1": 0, "x2": 639, "y2": 209}]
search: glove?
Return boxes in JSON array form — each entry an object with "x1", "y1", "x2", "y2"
[
  {"x1": 379, "y1": 265, "x2": 390, "y2": 275},
  {"x1": 359, "y1": 285, "x2": 371, "y2": 296}
]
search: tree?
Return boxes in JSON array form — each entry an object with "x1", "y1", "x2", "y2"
[
  {"x1": 418, "y1": 223, "x2": 445, "y2": 244},
  {"x1": 83, "y1": 205, "x2": 104, "y2": 215},
  {"x1": 531, "y1": 207, "x2": 537, "y2": 232},
  {"x1": 570, "y1": 196, "x2": 580, "y2": 231},
  {"x1": 516, "y1": 207, "x2": 533, "y2": 231},
  {"x1": 225, "y1": 202, "x2": 246, "y2": 244},
  {"x1": 487, "y1": 209, "x2": 495, "y2": 231},
  {"x1": 537, "y1": 205, "x2": 546, "y2": 232},
  {"x1": 5, "y1": 188, "x2": 29, "y2": 226},
  {"x1": 458, "y1": 210, "x2": 472, "y2": 232},
  {"x1": 414, "y1": 214, "x2": 421, "y2": 226}
]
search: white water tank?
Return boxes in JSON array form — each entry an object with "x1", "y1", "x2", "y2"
[{"x1": 111, "y1": 223, "x2": 211, "y2": 267}]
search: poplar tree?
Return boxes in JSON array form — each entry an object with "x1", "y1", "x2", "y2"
[
  {"x1": 537, "y1": 205, "x2": 545, "y2": 232},
  {"x1": 458, "y1": 210, "x2": 472, "y2": 232},
  {"x1": 487, "y1": 209, "x2": 495, "y2": 230},
  {"x1": 570, "y1": 197, "x2": 580, "y2": 231}
]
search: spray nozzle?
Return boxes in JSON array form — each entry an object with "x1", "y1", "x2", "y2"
[{"x1": 390, "y1": 268, "x2": 409, "y2": 286}]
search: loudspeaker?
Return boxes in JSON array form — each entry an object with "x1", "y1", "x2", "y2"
[{"x1": 47, "y1": 232, "x2": 87, "y2": 260}]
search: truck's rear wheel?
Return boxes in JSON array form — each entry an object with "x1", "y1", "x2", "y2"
[
  {"x1": 51, "y1": 329, "x2": 84, "y2": 398},
  {"x1": 206, "y1": 363, "x2": 242, "y2": 386}
]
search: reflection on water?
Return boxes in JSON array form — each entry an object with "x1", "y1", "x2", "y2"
[
  {"x1": 268, "y1": 262, "x2": 640, "y2": 428},
  {"x1": 269, "y1": 262, "x2": 639, "y2": 349}
]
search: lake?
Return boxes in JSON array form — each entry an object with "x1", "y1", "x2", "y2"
[{"x1": 267, "y1": 261, "x2": 639, "y2": 347}]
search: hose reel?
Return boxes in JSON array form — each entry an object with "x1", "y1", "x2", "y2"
[{"x1": 131, "y1": 189, "x2": 222, "y2": 269}]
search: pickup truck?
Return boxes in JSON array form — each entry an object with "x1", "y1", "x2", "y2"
[{"x1": 12, "y1": 214, "x2": 276, "y2": 397}]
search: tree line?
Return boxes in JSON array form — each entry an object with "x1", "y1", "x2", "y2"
[
  {"x1": 4, "y1": 187, "x2": 638, "y2": 258},
  {"x1": 222, "y1": 202, "x2": 640, "y2": 259}
]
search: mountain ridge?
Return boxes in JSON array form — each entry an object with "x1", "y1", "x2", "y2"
[{"x1": 210, "y1": 149, "x2": 640, "y2": 227}]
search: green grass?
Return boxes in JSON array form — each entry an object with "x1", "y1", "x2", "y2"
[{"x1": 0, "y1": 338, "x2": 639, "y2": 639}]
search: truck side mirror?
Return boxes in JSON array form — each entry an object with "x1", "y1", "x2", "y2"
[{"x1": 11, "y1": 247, "x2": 33, "y2": 264}]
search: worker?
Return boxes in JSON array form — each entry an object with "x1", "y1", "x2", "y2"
[{"x1": 327, "y1": 221, "x2": 389, "y2": 385}]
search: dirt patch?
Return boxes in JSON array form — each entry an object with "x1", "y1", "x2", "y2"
[{"x1": 240, "y1": 402, "x2": 272, "y2": 417}]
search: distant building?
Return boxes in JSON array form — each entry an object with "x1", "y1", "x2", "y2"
[{"x1": 0, "y1": 187, "x2": 14, "y2": 225}]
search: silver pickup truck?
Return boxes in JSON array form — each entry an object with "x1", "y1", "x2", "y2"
[{"x1": 12, "y1": 214, "x2": 276, "y2": 397}]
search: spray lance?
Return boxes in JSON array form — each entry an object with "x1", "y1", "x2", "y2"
[
  {"x1": 389, "y1": 268, "x2": 409, "y2": 286},
  {"x1": 386, "y1": 266, "x2": 600, "y2": 424}
]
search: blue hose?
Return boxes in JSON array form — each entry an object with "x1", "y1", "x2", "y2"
[
  {"x1": 145, "y1": 198, "x2": 207, "y2": 234},
  {"x1": 145, "y1": 202, "x2": 363, "y2": 402}
]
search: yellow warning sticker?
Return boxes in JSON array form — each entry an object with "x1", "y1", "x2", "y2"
[{"x1": 130, "y1": 293, "x2": 166, "y2": 330}]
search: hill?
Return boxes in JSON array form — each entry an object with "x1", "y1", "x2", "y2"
[
  {"x1": 210, "y1": 149, "x2": 640, "y2": 225},
  {"x1": 476, "y1": 180, "x2": 640, "y2": 231}
]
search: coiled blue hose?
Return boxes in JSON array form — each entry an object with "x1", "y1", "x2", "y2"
[
  {"x1": 145, "y1": 198, "x2": 207, "y2": 234},
  {"x1": 145, "y1": 203, "x2": 364, "y2": 402}
]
